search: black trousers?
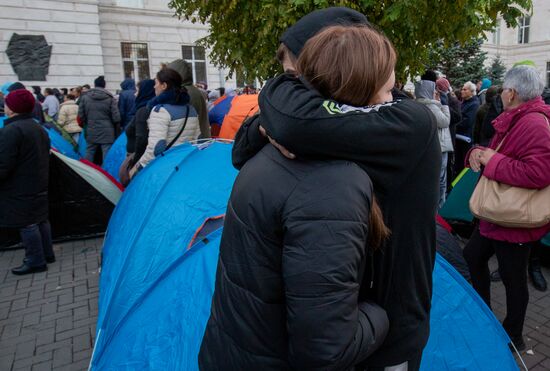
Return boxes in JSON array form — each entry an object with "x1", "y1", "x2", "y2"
[{"x1": 463, "y1": 227, "x2": 532, "y2": 340}]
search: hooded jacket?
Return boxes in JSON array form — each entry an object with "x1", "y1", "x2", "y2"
[
  {"x1": 0, "y1": 113, "x2": 50, "y2": 228},
  {"x1": 78, "y1": 88, "x2": 121, "y2": 144},
  {"x1": 118, "y1": 78, "x2": 136, "y2": 128},
  {"x1": 415, "y1": 80, "x2": 453, "y2": 152},
  {"x1": 58, "y1": 100, "x2": 81, "y2": 134},
  {"x1": 230, "y1": 74, "x2": 440, "y2": 367},
  {"x1": 167, "y1": 60, "x2": 210, "y2": 138},
  {"x1": 200, "y1": 145, "x2": 389, "y2": 370},
  {"x1": 468, "y1": 97, "x2": 550, "y2": 243}
]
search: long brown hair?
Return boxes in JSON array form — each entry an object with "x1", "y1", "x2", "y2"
[
  {"x1": 297, "y1": 25, "x2": 397, "y2": 107},
  {"x1": 298, "y1": 25, "x2": 393, "y2": 248}
]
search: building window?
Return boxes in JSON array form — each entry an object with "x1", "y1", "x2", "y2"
[
  {"x1": 116, "y1": 0, "x2": 144, "y2": 8},
  {"x1": 517, "y1": 16, "x2": 530, "y2": 44},
  {"x1": 182, "y1": 45, "x2": 207, "y2": 84},
  {"x1": 121, "y1": 42, "x2": 150, "y2": 81},
  {"x1": 547, "y1": 62, "x2": 550, "y2": 87},
  {"x1": 492, "y1": 20, "x2": 501, "y2": 45}
]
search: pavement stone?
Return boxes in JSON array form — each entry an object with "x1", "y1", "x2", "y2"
[{"x1": 0, "y1": 236, "x2": 548, "y2": 370}]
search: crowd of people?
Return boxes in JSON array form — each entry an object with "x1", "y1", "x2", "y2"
[{"x1": 1, "y1": 5, "x2": 550, "y2": 370}]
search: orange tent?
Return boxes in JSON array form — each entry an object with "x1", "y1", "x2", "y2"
[{"x1": 218, "y1": 94, "x2": 259, "y2": 140}]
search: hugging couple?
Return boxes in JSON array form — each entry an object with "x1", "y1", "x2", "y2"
[{"x1": 200, "y1": 7, "x2": 440, "y2": 371}]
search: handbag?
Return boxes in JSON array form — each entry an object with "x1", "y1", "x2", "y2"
[
  {"x1": 118, "y1": 153, "x2": 135, "y2": 187},
  {"x1": 469, "y1": 114, "x2": 550, "y2": 228}
]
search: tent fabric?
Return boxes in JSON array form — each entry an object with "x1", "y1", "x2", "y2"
[
  {"x1": 218, "y1": 94, "x2": 259, "y2": 140},
  {"x1": 208, "y1": 95, "x2": 234, "y2": 126},
  {"x1": 92, "y1": 142, "x2": 518, "y2": 371},
  {"x1": 102, "y1": 133, "x2": 127, "y2": 182},
  {"x1": 45, "y1": 126, "x2": 81, "y2": 160},
  {"x1": 439, "y1": 168, "x2": 480, "y2": 223},
  {"x1": 0, "y1": 116, "x2": 5, "y2": 129},
  {"x1": 0, "y1": 151, "x2": 121, "y2": 249},
  {"x1": 91, "y1": 142, "x2": 238, "y2": 370},
  {"x1": 420, "y1": 255, "x2": 517, "y2": 370}
]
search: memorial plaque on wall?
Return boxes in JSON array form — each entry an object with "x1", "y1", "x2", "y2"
[{"x1": 6, "y1": 33, "x2": 52, "y2": 81}]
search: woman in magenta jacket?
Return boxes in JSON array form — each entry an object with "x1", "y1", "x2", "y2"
[{"x1": 464, "y1": 65, "x2": 550, "y2": 351}]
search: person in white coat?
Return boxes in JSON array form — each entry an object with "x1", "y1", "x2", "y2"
[
  {"x1": 415, "y1": 79, "x2": 452, "y2": 207},
  {"x1": 133, "y1": 68, "x2": 200, "y2": 173}
]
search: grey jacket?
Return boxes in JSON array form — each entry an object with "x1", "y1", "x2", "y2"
[
  {"x1": 78, "y1": 88, "x2": 121, "y2": 144},
  {"x1": 415, "y1": 81, "x2": 453, "y2": 152}
]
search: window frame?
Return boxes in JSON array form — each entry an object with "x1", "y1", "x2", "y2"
[
  {"x1": 120, "y1": 42, "x2": 151, "y2": 81},
  {"x1": 492, "y1": 19, "x2": 501, "y2": 45},
  {"x1": 517, "y1": 16, "x2": 530, "y2": 44},
  {"x1": 546, "y1": 62, "x2": 550, "y2": 88},
  {"x1": 181, "y1": 45, "x2": 208, "y2": 84}
]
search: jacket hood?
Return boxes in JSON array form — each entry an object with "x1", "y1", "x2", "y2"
[
  {"x1": 414, "y1": 80, "x2": 435, "y2": 100},
  {"x1": 120, "y1": 78, "x2": 136, "y2": 91},
  {"x1": 88, "y1": 88, "x2": 113, "y2": 101},
  {"x1": 542, "y1": 87, "x2": 550, "y2": 105},
  {"x1": 492, "y1": 96, "x2": 550, "y2": 134},
  {"x1": 481, "y1": 78, "x2": 492, "y2": 91},
  {"x1": 167, "y1": 59, "x2": 193, "y2": 86},
  {"x1": 60, "y1": 100, "x2": 77, "y2": 106}
]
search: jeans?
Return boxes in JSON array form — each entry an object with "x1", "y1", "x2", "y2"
[
  {"x1": 439, "y1": 152, "x2": 448, "y2": 209},
  {"x1": 463, "y1": 227, "x2": 532, "y2": 340},
  {"x1": 19, "y1": 220, "x2": 54, "y2": 267},
  {"x1": 85, "y1": 142, "x2": 112, "y2": 165}
]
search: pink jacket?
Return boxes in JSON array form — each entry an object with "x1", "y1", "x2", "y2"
[{"x1": 473, "y1": 97, "x2": 550, "y2": 243}]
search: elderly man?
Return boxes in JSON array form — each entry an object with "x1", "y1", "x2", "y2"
[{"x1": 455, "y1": 81, "x2": 480, "y2": 174}]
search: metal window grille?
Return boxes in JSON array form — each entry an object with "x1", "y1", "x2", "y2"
[
  {"x1": 181, "y1": 45, "x2": 207, "y2": 84},
  {"x1": 517, "y1": 16, "x2": 530, "y2": 44},
  {"x1": 121, "y1": 42, "x2": 150, "y2": 81},
  {"x1": 492, "y1": 20, "x2": 501, "y2": 45}
]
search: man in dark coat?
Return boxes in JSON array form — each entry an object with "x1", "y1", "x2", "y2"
[
  {"x1": 455, "y1": 81, "x2": 480, "y2": 174},
  {"x1": 78, "y1": 76, "x2": 121, "y2": 164},
  {"x1": 167, "y1": 59, "x2": 210, "y2": 139},
  {"x1": 231, "y1": 8, "x2": 440, "y2": 371},
  {"x1": 0, "y1": 89, "x2": 55, "y2": 275},
  {"x1": 118, "y1": 78, "x2": 136, "y2": 129}
]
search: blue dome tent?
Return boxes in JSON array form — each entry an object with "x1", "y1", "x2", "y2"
[
  {"x1": 91, "y1": 142, "x2": 519, "y2": 370},
  {"x1": 102, "y1": 132, "x2": 127, "y2": 182}
]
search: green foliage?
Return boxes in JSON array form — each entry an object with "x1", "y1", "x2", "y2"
[
  {"x1": 427, "y1": 38, "x2": 488, "y2": 88},
  {"x1": 168, "y1": 0, "x2": 531, "y2": 82},
  {"x1": 486, "y1": 55, "x2": 507, "y2": 86}
]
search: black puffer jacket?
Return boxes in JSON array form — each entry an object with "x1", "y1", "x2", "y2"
[
  {"x1": 199, "y1": 144, "x2": 389, "y2": 367},
  {"x1": 232, "y1": 74, "x2": 440, "y2": 367},
  {"x1": 78, "y1": 88, "x2": 121, "y2": 144},
  {"x1": 0, "y1": 113, "x2": 50, "y2": 228}
]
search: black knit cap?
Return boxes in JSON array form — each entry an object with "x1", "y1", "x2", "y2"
[
  {"x1": 280, "y1": 7, "x2": 370, "y2": 57},
  {"x1": 94, "y1": 75, "x2": 106, "y2": 88}
]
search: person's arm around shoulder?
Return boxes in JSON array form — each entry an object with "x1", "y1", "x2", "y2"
[
  {"x1": 137, "y1": 107, "x2": 170, "y2": 168},
  {"x1": 232, "y1": 113, "x2": 269, "y2": 169},
  {"x1": 0, "y1": 126, "x2": 22, "y2": 180},
  {"x1": 282, "y1": 165, "x2": 388, "y2": 370}
]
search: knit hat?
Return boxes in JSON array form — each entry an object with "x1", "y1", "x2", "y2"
[
  {"x1": 94, "y1": 75, "x2": 106, "y2": 88},
  {"x1": 480, "y1": 78, "x2": 492, "y2": 91},
  {"x1": 7, "y1": 82, "x2": 26, "y2": 93},
  {"x1": 436, "y1": 78, "x2": 451, "y2": 93},
  {"x1": 5, "y1": 89, "x2": 35, "y2": 114},
  {"x1": 280, "y1": 7, "x2": 370, "y2": 57}
]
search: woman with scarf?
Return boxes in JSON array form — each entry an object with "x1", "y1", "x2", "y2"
[{"x1": 131, "y1": 68, "x2": 200, "y2": 175}]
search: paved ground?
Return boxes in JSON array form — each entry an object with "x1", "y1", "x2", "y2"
[{"x1": 0, "y1": 237, "x2": 548, "y2": 370}]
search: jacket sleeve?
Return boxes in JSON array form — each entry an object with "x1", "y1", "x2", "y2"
[
  {"x1": 483, "y1": 115, "x2": 550, "y2": 189},
  {"x1": 78, "y1": 97, "x2": 87, "y2": 126},
  {"x1": 282, "y1": 168, "x2": 389, "y2": 370},
  {"x1": 191, "y1": 93, "x2": 210, "y2": 139},
  {"x1": 232, "y1": 113, "x2": 268, "y2": 169},
  {"x1": 111, "y1": 97, "x2": 121, "y2": 125},
  {"x1": 137, "y1": 108, "x2": 170, "y2": 168},
  {"x1": 118, "y1": 96, "x2": 127, "y2": 125},
  {"x1": 58, "y1": 106, "x2": 68, "y2": 128},
  {"x1": 0, "y1": 127, "x2": 21, "y2": 180},
  {"x1": 428, "y1": 101, "x2": 450, "y2": 129}
]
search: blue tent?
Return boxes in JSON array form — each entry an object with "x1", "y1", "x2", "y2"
[
  {"x1": 102, "y1": 133, "x2": 127, "y2": 182},
  {"x1": 0, "y1": 116, "x2": 5, "y2": 129},
  {"x1": 45, "y1": 126, "x2": 81, "y2": 160},
  {"x1": 92, "y1": 142, "x2": 518, "y2": 370},
  {"x1": 208, "y1": 95, "x2": 234, "y2": 126}
]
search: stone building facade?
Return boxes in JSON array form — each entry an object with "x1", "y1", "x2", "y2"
[
  {"x1": 483, "y1": 0, "x2": 550, "y2": 86},
  {"x1": 0, "y1": 0, "x2": 236, "y2": 92}
]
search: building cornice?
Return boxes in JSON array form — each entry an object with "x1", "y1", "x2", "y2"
[{"x1": 98, "y1": 4, "x2": 208, "y2": 29}]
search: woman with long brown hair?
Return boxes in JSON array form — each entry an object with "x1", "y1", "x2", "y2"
[{"x1": 199, "y1": 25, "x2": 397, "y2": 370}]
